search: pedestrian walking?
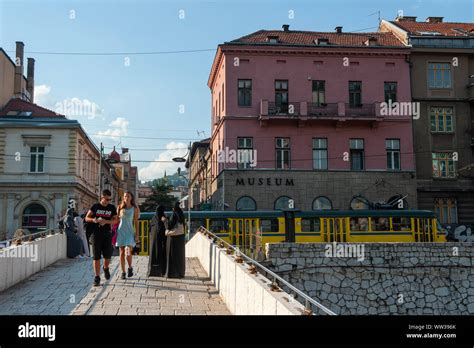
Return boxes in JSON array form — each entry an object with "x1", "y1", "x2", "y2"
[{"x1": 147, "y1": 205, "x2": 167, "y2": 277}]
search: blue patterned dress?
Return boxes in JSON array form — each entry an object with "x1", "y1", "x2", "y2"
[{"x1": 116, "y1": 207, "x2": 136, "y2": 247}]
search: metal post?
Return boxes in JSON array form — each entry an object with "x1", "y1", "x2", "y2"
[
  {"x1": 187, "y1": 142, "x2": 191, "y2": 241},
  {"x1": 98, "y1": 142, "x2": 103, "y2": 200}
]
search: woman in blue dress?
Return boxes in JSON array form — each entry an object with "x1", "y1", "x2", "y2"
[{"x1": 117, "y1": 191, "x2": 140, "y2": 279}]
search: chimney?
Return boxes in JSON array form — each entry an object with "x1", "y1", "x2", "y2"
[
  {"x1": 426, "y1": 16, "x2": 443, "y2": 23},
  {"x1": 395, "y1": 15, "x2": 417, "y2": 22},
  {"x1": 14, "y1": 41, "x2": 25, "y2": 98},
  {"x1": 335, "y1": 26, "x2": 343, "y2": 34},
  {"x1": 27, "y1": 58, "x2": 35, "y2": 102},
  {"x1": 282, "y1": 24, "x2": 290, "y2": 32}
]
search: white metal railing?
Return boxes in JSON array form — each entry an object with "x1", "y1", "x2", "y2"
[{"x1": 197, "y1": 226, "x2": 336, "y2": 315}]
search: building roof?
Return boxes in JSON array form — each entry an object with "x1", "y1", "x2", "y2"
[
  {"x1": 389, "y1": 20, "x2": 474, "y2": 37},
  {"x1": 0, "y1": 98, "x2": 64, "y2": 118},
  {"x1": 228, "y1": 29, "x2": 405, "y2": 47}
]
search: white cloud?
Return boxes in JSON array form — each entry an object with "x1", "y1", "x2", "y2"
[
  {"x1": 96, "y1": 117, "x2": 129, "y2": 140},
  {"x1": 138, "y1": 142, "x2": 188, "y2": 181},
  {"x1": 54, "y1": 97, "x2": 105, "y2": 120},
  {"x1": 34, "y1": 84, "x2": 52, "y2": 106},
  {"x1": 33, "y1": 85, "x2": 105, "y2": 120}
]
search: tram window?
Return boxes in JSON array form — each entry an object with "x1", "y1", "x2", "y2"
[
  {"x1": 301, "y1": 218, "x2": 321, "y2": 232},
  {"x1": 373, "y1": 217, "x2": 390, "y2": 231},
  {"x1": 209, "y1": 219, "x2": 228, "y2": 233},
  {"x1": 350, "y1": 217, "x2": 369, "y2": 232},
  {"x1": 393, "y1": 217, "x2": 411, "y2": 231},
  {"x1": 259, "y1": 219, "x2": 279, "y2": 232}
]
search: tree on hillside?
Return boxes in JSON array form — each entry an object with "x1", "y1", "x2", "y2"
[{"x1": 139, "y1": 178, "x2": 177, "y2": 212}]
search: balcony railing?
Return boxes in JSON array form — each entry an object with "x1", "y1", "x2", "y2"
[
  {"x1": 345, "y1": 103, "x2": 375, "y2": 117},
  {"x1": 260, "y1": 100, "x2": 384, "y2": 120},
  {"x1": 268, "y1": 102, "x2": 300, "y2": 116},
  {"x1": 308, "y1": 103, "x2": 338, "y2": 117}
]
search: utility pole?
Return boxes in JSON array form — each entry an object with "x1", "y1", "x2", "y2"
[{"x1": 98, "y1": 142, "x2": 103, "y2": 200}]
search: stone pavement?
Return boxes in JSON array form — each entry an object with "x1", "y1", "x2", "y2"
[{"x1": 0, "y1": 256, "x2": 230, "y2": 315}]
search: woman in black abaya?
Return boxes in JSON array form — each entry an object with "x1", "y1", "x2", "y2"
[
  {"x1": 164, "y1": 202, "x2": 186, "y2": 279},
  {"x1": 147, "y1": 205, "x2": 167, "y2": 277}
]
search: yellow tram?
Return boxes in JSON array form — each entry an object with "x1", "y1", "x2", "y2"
[{"x1": 136, "y1": 210, "x2": 446, "y2": 256}]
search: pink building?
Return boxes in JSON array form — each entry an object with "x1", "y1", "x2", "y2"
[{"x1": 207, "y1": 25, "x2": 417, "y2": 211}]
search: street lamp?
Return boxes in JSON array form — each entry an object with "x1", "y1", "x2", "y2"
[{"x1": 172, "y1": 142, "x2": 192, "y2": 241}]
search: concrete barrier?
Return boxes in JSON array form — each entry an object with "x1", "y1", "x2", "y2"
[
  {"x1": 186, "y1": 231, "x2": 306, "y2": 315},
  {"x1": 0, "y1": 233, "x2": 67, "y2": 292}
]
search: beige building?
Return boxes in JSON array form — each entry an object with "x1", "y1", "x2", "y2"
[
  {"x1": 187, "y1": 138, "x2": 212, "y2": 210},
  {"x1": 0, "y1": 98, "x2": 102, "y2": 238}
]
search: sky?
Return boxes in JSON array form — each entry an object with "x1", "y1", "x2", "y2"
[{"x1": 0, "y1": 0, "x2": 472, "y2": 182}]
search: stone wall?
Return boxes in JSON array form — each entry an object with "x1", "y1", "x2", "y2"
[{"x1": 265, "y1": 242, "x2": 474, "y2": 315}]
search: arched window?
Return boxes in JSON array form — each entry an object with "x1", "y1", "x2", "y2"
[
  {"x1": 312, "y1": 196, "x2": 332, "y2": 210},
  {"x1": 350, "y1": 195, "x2": 370, "y2": 210},
  {"x1": 274, "y1": 196, "x2": 293, "y2": 210},
  {"x1": 22, "y1": 203, "x2": 48, "y2": 231},
  {"x1": 236, "y1": 196, "x2": 257, "y2": 211}
]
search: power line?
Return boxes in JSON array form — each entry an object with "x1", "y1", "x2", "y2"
[{"x1": 4, "y1": 48, "x2": 216, "y2": 56}]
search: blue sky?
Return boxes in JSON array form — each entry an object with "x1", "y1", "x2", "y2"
[{"x1": 0, "y1": 0, "x2": 472, "y2": 181}]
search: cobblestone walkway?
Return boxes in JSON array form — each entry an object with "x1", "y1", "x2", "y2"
[{"x1": 0, "y1": 257, "x2": 230, "y2": 315}]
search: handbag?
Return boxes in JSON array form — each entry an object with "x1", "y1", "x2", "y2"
[{"x1": 165, "y1": 222, "x2": 184, "y2": 237}]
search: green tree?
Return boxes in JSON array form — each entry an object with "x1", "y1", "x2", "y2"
[{"x1": 139, "y1": 178, "x2": 177, "y2": 212}]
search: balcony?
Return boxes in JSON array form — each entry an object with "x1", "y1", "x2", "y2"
[
  {"x1": 267, "y1": 101, "x2": 300, "y2": 116},
  {"x1": 344, "y1": 103, "x2": 376, "y2": 117},
  {"x1": 308, "y1": 103, "x2": 339, "y2": 117}
]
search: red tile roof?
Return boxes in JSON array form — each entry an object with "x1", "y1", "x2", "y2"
[
  {"x1": 229, "y1": 30, "x2": 405, "y2": 47},
  {"x1": 390, "y1": 21, "x2": 474, "y2": 36},
  {"x1": 0, "y1": 98, "x2": 64, "y2": 118}
]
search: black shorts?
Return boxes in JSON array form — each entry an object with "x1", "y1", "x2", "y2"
[{"x1": 91, "y1": 231, "x2": 113, "y2": 260}]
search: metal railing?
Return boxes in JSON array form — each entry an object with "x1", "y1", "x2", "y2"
[
  {"x1": 345, "y1": 103, "x2": 375, "y2": 116},
  {"x1": 268, "y1": 102, "x2": 300, "y2": 116},
  {"x1": 0, "y1": 228, "x2": 60, "y2": 247},
  {"x1": 308, "y1": 102, "x2": 338, "y2": 117},
  {"x1": 197, "y1": 226, "x2": 336, "y2": 316}
]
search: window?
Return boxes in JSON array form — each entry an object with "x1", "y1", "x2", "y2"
[
  {"x1": 434, "y1": 198, "x2": 458, "y2": 223},
  {"x1": 348, "y1": 81, "x2": 362, "y2": 107},
  {"x1": 209, "y1": 219, "x2": 228, "y2": 234},
  {"x1": 275, "y1": 80, "x2": 289, "y2": 113},
  {"x1": 430, "y1": 107, "x2": 453, "y2": 132},
  {"x1": 276, "y1": 138, "x2": 290, "y2": 169},
  {"x1": 30, "y1": 146, "x2": 45, "y2": 173},
  {"x1": 237, "y1": 137, "x2": 253, "y2": 169},
  {"x1": 350, "y1": 139, "x2": 364, "y2": 171},
  {"x1": 386, "y1": 139, "x2": 401, "y2": 170},
  {"x1": 236, "y1": 196, "x2": 256, "y2": 211},
  {"x1": 313, "y1": 138, "x2": 328, "y2": 170},
  {"x1": 301, "y1": 218, "x2": 321, "y2": 232},
  {"x1": 238, "y1": 79, "x2": 252, "y2": 107},
  {"x1": 312, "y1": 196, "x2": 332, "y2": 210},
  {"x1": 384, "y1": 82, "x2": 397, "y2": 103},
  {"x1": 432, "y1": 152, "x2": 456, "y2": 178},
  {"x1": 22, "y1": 203, "x2": 47, "y2": 231},
  {"x1": 259, "y1": 218, "x2": 279, "y2": 232},
  {"x1": 274, "y1": 196, "x2": 293, "y2": 210},
  {"x1": 428, "y1": 63, "x2": 452, "y2": 88},
  {"x1": 312, "y1": 80, "x2": 325, "y2": 105}
]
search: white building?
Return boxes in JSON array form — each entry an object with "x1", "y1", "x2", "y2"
[{"x1": 0, "y1": 98, "x2": 101, "y2": 239}]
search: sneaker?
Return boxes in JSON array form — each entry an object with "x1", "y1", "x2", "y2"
[
  {"x1": 104, "y1": 267, "x2": 111, "y2": 280},
  {"x1": 127, "y1": 267, "x2": 133, "y2": 278},
  {"x1": 121, "y1": 272, "x2": 126, "y2": 280},
  {"x1": 93, "y1": 276, "x2": 100, "y2": 286}
]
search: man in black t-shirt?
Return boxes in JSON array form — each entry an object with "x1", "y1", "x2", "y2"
[{"x1": 85, "y1": 189, "x2": 118, "y2": 286}]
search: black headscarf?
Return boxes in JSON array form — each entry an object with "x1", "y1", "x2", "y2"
[
  {"x1": 156, "y1": 205, "x2": 165, "y2": 219},
  {"x1": 173, "y1": 202, "x2": 185, "y2": 223}
]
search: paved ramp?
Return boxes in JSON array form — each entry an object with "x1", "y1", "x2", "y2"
[{"x1": 0, "y1": 256, "x2": 230, "y2": 315}]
